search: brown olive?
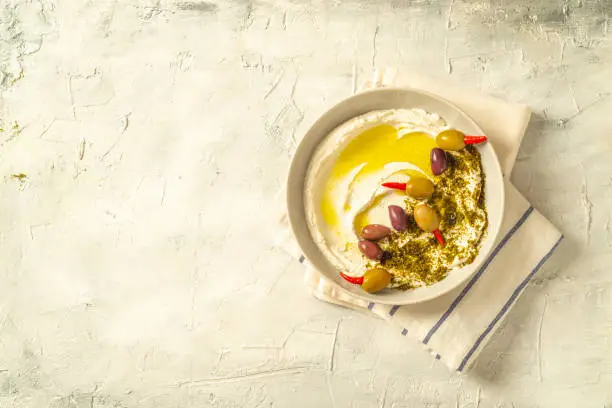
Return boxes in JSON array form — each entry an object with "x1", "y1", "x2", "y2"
[
  {"x1": 358, "y1": 240, "x2": 383, "y2": 260},
  {"x1": 405, "y1": 176, "x2": 435, "y2": 200},
  {"x1": 430, "y1": 148, "x2": 449, "y2": 175},
  {"x1": 361, "y1": 224, "x2": 392, "y2": 241},
  {"x1": 413, "y1": 203, "x2": 440, "y2": 232},
  {"x1": 388, "y1": 205, "x2": 408, "y2": 231},
  {"x1": 436, "y1": 129, "x2": 465, "y2": 151},
  {"x1": 362, "y1": 267, "x2": 391, "y2": 293}
]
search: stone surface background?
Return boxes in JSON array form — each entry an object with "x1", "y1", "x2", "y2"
[{"x1": 0, "y1": 0, "x2": 611, "y2": 406}]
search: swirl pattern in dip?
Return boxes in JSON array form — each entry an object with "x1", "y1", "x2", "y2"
[{"x1": 304, "y1": 109, "x2": 488, "y2": 289}]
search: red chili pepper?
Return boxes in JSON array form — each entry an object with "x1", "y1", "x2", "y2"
[
  {"x1": 464, "y1": 135, "x2": 488, "y2": 145},
  {"x1": 381, "y1": 182, "x2": 407, "y2": 191},
  {"x1": 339, "y1": 271, "x2": 364, "y2": 285},
  {"x1": 433, "y1": 230, "x2": 445, "y2": 246}
]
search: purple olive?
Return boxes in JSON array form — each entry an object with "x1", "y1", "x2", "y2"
[
  {"x1": 388, "y1": 205, "x2": 408, "y2": 231},
  {"x1": 361, "y1": 224, "x2": 392, "y2": 241},
  {"x1": 358, "y1": 240, "x2": 383, "y2": 260},
  {"x1": 430, "y1": 148, "x2": 448, "y2": 175}
]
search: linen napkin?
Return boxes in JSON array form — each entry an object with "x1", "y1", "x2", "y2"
[{"x1": 278, "y1": 68, "x2": 563, "y2": 372}]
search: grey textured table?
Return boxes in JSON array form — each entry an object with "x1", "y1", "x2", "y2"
[{"x1": 0, "y1": 0, "x2": 610, "y2": 407}]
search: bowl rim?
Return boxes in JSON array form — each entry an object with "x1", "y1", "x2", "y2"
[{"x1": 286, "y1": 86, "x2": 505, "y2": 305}]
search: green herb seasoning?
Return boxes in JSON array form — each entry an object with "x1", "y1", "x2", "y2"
[{"x1": 377, "y1": 146, "x2": 488, "y2": 290}]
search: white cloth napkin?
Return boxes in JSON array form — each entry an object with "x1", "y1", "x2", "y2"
[{"x1": 279, "y1": 68, "x2": 563, "y2": 372}]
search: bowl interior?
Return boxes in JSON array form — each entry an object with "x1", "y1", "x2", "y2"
[{"x1": 286, "y1": 87, "x2": 504, "y2": 305}]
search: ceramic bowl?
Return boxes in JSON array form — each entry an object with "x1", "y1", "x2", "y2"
[{"x1": 286, "y1": 87, "x2": 504, "y2": 304}]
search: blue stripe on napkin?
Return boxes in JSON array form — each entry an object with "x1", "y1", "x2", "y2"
[
  {"x1": 389, "y1": 305, "x2": 400, "y2": 316},
  {"x1": 456, "y1": 235, "x2": 564, "y2": 371}
]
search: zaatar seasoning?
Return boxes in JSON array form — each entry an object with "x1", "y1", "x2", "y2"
[{"x1": 377, "y1": 146, "x2": 488, "y2": 290}]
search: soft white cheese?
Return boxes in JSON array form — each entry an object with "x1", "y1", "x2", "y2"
[{"x1": 304, "y1": 109, "x2": 453, "y2": 277}]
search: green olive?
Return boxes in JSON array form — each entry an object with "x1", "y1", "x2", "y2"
[
  {"x1": 436, "y1": 129, "x2": 465, "y2": 151},
  {"x1": 362, "y1": 267, "x2": 391, "y2": 293},
  {"x1": 413, "y1": 203, "x2": 440, "y2": 232},
  {"x1": 405, "y1": 176, "x2": 435, "y2": 200}
]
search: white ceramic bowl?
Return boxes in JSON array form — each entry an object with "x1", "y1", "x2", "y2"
[{"x1": 287, "y1": 88, "x2": 504, "y2": 305}]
